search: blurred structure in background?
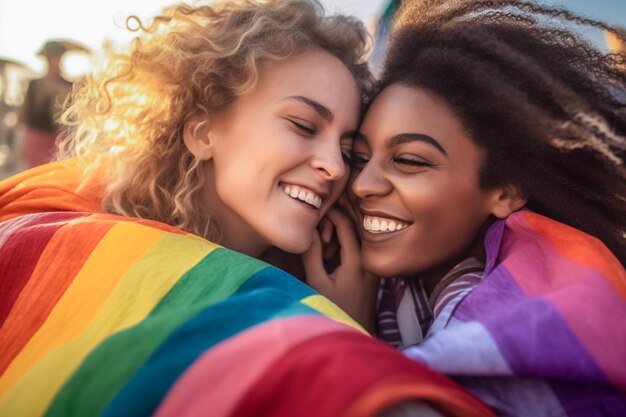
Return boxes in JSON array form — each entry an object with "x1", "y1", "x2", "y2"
[
  {"x1": 605, "y1": 26, "x2": 626, "y2": 62},
  {"x1": 604, "y1": 27, "x2": 626, "y2": 109},
  {"x1": 368, "y1": 0, "x2": 400, "y2": 76},
  {"x1": 0, "y1": 57, "x2": 33, "y2": 174}
]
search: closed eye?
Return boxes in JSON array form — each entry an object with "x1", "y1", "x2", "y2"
[
  {"x1": 287, "y1": 118, "x2": 317, "y2": 135},
  {"x1": 341, "y1": 148, "x2": 352, "y2": 163},
  {"x1": 393, "y1": 157, "x2": 432, "y2": 167},
  {"x1": 393, "y1": 155, "x2": 434, "y2": 173}
]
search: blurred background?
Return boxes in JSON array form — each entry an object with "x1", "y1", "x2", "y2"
[{"x1": 0, "y1": 0, "x2": 624, "y2": 180}]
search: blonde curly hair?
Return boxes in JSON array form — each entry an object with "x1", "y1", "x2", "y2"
[{"x1": 58, "y1": 0, "x2": 373, "y2": 241}]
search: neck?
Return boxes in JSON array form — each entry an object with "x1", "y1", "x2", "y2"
[
  {"x1": 218, "y1": 233, "x2": 268, "y2": 258},
  {"x1": 418, "y1": 219, "x2": 491, "y2": 296},
  {"x1": 201, "y1": 162, "x2": 269, "y2": 258}
]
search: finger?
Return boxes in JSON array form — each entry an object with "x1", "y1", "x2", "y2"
[
  {"x1": 325, "y1": 208, "x2": 361, "y2": 270},
  {"x1": 301, "y1": 232, "x2": 332, "y2": 292},
  {"x1": 337, "y1": 195, "x2": 360, "y2": 228},
  {"x1": 318, "y1": 217, "x2": 334, "y2": 244}
]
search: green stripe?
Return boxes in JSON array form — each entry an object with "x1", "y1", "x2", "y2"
[
  {"x1": 44, "y1": 246, "x2": 268, "y2": 417},
  {"x1": 99, "y1": 268, "x2": 319, "y2": 417}
]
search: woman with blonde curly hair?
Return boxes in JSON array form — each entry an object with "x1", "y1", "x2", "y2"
[{"x1": 54, "y1": 0, "x2": 373, "y2": 256}]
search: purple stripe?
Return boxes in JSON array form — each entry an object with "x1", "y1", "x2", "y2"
[
  {"x1": 501, "y1": 227, "x2": 626, "y2": 388},
  {"x1": 455, "y1": 266, "x2": 609, "y2": 385},
  {"x1": 482, "y1": 218, "x2": 506, "y2": 275},
  {"x1": 551, "y1": 379, "x2": 626, "y2": 417}
]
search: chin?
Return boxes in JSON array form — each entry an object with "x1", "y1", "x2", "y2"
[
  {"x1": 274, "y1": 233, "x2": 314, "y2": 255},
  {"x1": 362, "y1": 252, "x2": 404, "y2": 278}
]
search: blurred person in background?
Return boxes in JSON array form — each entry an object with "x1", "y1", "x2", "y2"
[{"x1": 18, "y1": 40, "x2": 73, "y2": 169}]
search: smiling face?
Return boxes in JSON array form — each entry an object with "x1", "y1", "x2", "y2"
[
  {"x1": 190, "y1": 50, "x2": 360, "y2": 256},
  {"x1": 349, "y1": 84, "x2": 509, "y2": 282}
]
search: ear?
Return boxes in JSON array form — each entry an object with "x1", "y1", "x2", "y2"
[
  {"x1": 488, "y1": 183, "x2": 528, "y2": 219},
  {"x1": 183, "y1": 119, "x2": 213, "y2": 160}
]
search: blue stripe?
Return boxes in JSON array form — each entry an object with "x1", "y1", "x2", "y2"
[{"x1": 98, "y1": 266, "x2": 319, "y2": 417}]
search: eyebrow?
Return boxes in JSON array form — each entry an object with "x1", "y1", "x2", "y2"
[
  {"x1": 389, "y1": 133, "x2": 448, "y2": 157},
  {"x1": 353, "y1": 132, "x2": 448, "y2": 157},
  {"x1": 284, "y1": 96, "x2": 333, "y2": 122}
]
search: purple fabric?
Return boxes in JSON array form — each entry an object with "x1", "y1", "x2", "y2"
[{"x1": 401, "y1": 211, "x2": 626, "y2": 416}]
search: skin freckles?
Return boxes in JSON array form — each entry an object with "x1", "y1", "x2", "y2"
[{"x1": 189, "y1": 50, "x2": 361, "y2": 256}]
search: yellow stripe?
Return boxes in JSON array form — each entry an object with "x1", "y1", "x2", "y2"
[
  {"x1": 0, "y1": 227, "x2": 216, "y2": 416},
  {"x1": 300, "y1": 295, "x2": 368, "y2": 335}
]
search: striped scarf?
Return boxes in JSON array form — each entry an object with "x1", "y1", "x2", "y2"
[{"x1": 376, "y1": 258, "x2": 484, "y2": 348}]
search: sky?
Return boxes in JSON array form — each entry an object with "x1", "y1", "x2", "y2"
[
  {"x1": 0, "y1": 0, "x2": 625, "y2": 74},
  {"x1": 0, "y1": 0, "x2": 387, "y2": 73}
]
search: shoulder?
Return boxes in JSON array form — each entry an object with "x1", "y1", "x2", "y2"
[{"x1": 501, "y1": 210, "x2": 622, "y2": 273}]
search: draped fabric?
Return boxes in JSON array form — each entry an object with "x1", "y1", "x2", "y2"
[
  {"x1": 404, "y1": 211, "x2": 626, "y2": 417},
  {"x1": 0, "y1": 161, "x2": 494, "y2": 417}
]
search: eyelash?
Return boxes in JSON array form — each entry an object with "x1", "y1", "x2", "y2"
[
  {"x1": 288, "y1": 118, "x2": 352, "y2": 163},
  {"x1": 392, "y1": 157, "x2": 432, "y2": 167},
  {"x1": 349, "y1": 154, "x2": 433, "y2": 172},
  {"x1": 289, "y1": 119, "x2": 317, "y2": 135}
]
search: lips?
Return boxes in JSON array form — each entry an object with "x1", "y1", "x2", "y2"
[
  {"x1": 362, "y1": 215, "x2": 409, "y2": 233},
  {"x1": 280, "y1": 183, "x2": 324, "y2": 209},
  {"x1": 358, "y1": 207, "x2": 412, "y2": 238}
]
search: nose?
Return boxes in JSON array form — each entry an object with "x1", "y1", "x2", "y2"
[
  {"x1": 351, "y1": 158, "x2": 390, "y2": 199},
  {"x1": 311, "y1": 142, "x2": 346, "y2": 181}
]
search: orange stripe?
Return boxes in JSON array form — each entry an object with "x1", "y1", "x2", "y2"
[
  {"x1": 523, "y1": 211, "x2": 626, "y2": 299},
  {"x1": 0, "y1": 159, "x2": 103, "y2": 223},
  {"x1": 0, "y1": 217, "x2": 113, "y2": 376},
  {"x1": 0, "y1": 222, "x2": 163, "y2": 395}
]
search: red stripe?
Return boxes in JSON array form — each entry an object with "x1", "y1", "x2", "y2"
[
  {"x1": 231, "y1": 331, "x2": 493, "y2": 417},
  {"x1": 0, "y1": 215, "x2": 113, "y2": 376},
  {"x1": 0, "y1": 212, "x2": 87, "y2": 328}
]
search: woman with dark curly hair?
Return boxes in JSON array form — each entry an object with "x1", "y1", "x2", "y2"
[{"x1": 305, "y1": 1, "x2": 626, "y2": 415}]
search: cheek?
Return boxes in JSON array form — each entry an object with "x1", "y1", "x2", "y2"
[
  {"x1": 322, "y1": 171, "x2": 350, "y2": 212},
  {"x1": 400, "y1": 182, "x2": 445, "y2": 220}
]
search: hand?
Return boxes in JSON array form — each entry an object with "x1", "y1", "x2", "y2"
[{"x1": 302, "y1": 207, "x2": 379, "y2": 334}]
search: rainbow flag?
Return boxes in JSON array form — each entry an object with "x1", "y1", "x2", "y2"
[
  {"x1": 405, "y1": 211, "x2": 626, "y2": 416},
  {"x1": 0, "y1": 161, "x2": 493, "y2": 417}
]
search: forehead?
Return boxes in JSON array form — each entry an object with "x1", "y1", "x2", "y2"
[
  {"x1": 360, "y1": 84, "x2": 479, "y2": 154},
  {"x1": 363, "y1": 85, "x2": 460, "y2": 139},
  {"x1": 245, "y1": 50, "x2": 361, "y2": 120}
]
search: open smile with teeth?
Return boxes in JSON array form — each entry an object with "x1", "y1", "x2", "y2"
[
  {"x1": 280, "y1": 184, "x2": 323, "y2": 209},
  {"x1": 363, "y1": 215, "x2": 409, "y2": 233}
]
